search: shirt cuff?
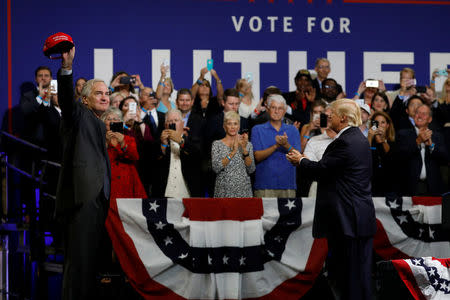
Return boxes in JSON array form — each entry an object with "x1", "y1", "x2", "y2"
[{"x1": 60, "y1": 69, "x2": 72, "y2": 76}]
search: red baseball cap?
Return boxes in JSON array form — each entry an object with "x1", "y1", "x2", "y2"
[{"x1": 43, "y1": 32, "x2": 74, "y2": 59}]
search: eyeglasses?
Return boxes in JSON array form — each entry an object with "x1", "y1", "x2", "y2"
[
  {"x1": 323, "y1": 85, "x2": 336, "y2": 89},
  {"x1": 317, "y1": 65, "x2": 330, "y2": 70}
]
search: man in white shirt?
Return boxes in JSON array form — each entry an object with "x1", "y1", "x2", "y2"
[{"x1": 302, "y1": 106, "x2": 336, "y2": 196}]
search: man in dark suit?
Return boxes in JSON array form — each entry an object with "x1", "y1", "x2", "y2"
[
  {"x1": 205, "y1": 88, "x2": 249, "y2": 143},
  {"x1": 287, "y1": 98, "x2": 376, "y2": 300},
  {"x1": 20, "y1": 66, "x2": 62, "y2": 159},
  {"x1": 55, "y1": 47, "x2": 111, "y2": 299},
  {"x1": 312, "y1": 58, "x2": 331, "y2": 98},
  {"x1": 395, "y1": 104, "x2": 449, "y2": 196},
  {"x1": 139, "y1": 87, "x2": 165, "y2": 196}
]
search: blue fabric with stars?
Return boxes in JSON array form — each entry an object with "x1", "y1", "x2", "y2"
[{"x1": 142, "y1": 197, "x2": 302, "y2": 274}]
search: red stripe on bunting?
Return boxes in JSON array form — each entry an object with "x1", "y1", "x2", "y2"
[
  {"x1": 106, "y1": 198, "x2": 185, "y2": 300},
  {"x1": 411, "y1": 196, "x2": 442, "y2": 206},
  {"x1": 182, "y1": 197, "x2": 264, "y2": 221},
  {"x1": 373, "y1": 219, "x2": 410, "y2": 260},
  {"x1": 391, "y1": 260, "x2": 427, "y2": 300}
]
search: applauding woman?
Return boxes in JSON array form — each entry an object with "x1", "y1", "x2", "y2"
[{"x1": 212, "y1": 111, "x2": 255, "y2": 197}]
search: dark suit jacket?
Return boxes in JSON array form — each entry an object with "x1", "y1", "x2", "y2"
[
  {"x1": 140, "y1": 110, "x2": 165, "y2": 195},
  {"x1": 55, "y1": 70, "x2": 111, "y2": 216},
  {"x1": 20, "y1": 89, "x2": 62, "y2": 161},
  {"x1": 395, "y1": 128, "x2": 449, "y2": 196},
  {"x1": 159, "y1": 111, "x2": 204, "y2": 197},
  {"x1": 312, "y1": 78, "x2": 322, "y2": 99},
  {"x1": 300, "y1": 126, "x2": 376, "y2": 238}
]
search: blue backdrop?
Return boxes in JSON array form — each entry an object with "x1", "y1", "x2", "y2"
[{"x1": 1, "y1": 0, "x2": 450, "y2": 130}]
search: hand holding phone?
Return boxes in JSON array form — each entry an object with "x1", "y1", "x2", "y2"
[
  {"x1": 437, "y1": 69, "x2": 449, "y2": 77},
  {"x1": 119, "y1": 76, "x2": 136, "y2": 85},
  {"x1": 50, "y1": 80, "x2": 58, "y2": 94},
  {"x1": 245, "y1": 72, "x2": 253, "y2": 83},
  {"x1": 320, "y1": 113, "x2": 328, "y2": 128},
  {"x1": 365, "y1": 80, "x2": 379, "y2": 88},
  {"x1": 128, "y1": 102, "x2": 137, "y2": 115},
  {"x1": 207, "y1": 59, "x2": 214, "y2": 71},
  {"x1": 371, "y1": 120, "x2": 379, "y2": 131},
  {"x1": 110, "y1": 122, "x2": 124, "y2": 133}
]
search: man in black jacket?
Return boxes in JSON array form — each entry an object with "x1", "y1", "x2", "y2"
[
  {"x1": 395, "y1": 104, "x2": 449, "y2": 196},
  {"x1": 287, "y1": 98, "x2": 376, "y2": 300},
  {"x1": 56, "y1": 47, "x2": 111, "y2": 299},
  {"x1": 139, "y1": 86, "x2": 165, "y2": 196},
  {"x1": 20, "y1": 66, "x2": 62, "y2": 160}
]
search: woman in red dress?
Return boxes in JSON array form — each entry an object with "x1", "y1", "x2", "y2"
[
  {"x1": 101, "y1": 107, "x2": 147, "y2": 273},
  {"x1": 101, "y1": 107, "x2": 148, "y2": 200}
]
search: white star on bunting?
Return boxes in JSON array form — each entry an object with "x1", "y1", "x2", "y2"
[
  {"x1": 155, "y1": 221, "x2": 166, "y2": 230},
  {"x1": 285, "y1": 199, "x2": 296, "y2": 210},
  {"x1": 223, "y1": 255, "x2": 229, "y2": 265},
  {"x1": 149, "y1": 201, "x2": 160, "y2": 212},
  {"x1": 164, "y1": 236, "x2": 173, "y2": 246},
  {"x1": 388, "y1": 199, "x2": 399, "y2": 209},
  {"x1": 397, "y1": 215, "x2": 408, "y2": 224}
]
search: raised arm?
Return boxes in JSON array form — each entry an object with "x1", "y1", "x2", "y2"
[
  {"x1": 191, "y1": 67, "x2": 208, "y2": 100},
  {"x1": 58, "y1": 47, "x2": 76, "y2": 121},
  {"x1": 155, "y1": 64, "x2": 168, "y2": 100},
  {"x1": 210, "y1": 69, "x2": 224, "y2": 102}
]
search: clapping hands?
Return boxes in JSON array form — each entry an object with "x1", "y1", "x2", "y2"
[{"x1": 286, "y1": 149, "x2": 304, "y2": 166}]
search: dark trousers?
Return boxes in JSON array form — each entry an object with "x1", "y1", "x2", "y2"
[
  {"x1": 62, "y1": 192, "x2": 109, "y2": 300},
  {"x1": 327, "y1": 236, "x2": 373, "y2": 300}
]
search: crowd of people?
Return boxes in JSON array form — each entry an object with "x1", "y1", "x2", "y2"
[
  {"x1": 11, "y1": 49, "x2": 450, "y2": 299},
  {"x1": 18, "y1": 58, "x2": 450, "y2": 200}
]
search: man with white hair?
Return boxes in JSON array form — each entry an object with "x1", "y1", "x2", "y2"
[
  {"x1": 56, "y1": 47, "x2": 112, "y2": 299},
  {"x1": 287, "y1": 98, "x2": 375, "y2": 300},
  {"x1": 251, "y1": 94, "x2": 301, "y2": 197}
]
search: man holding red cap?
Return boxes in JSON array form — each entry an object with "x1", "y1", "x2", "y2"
[{"x1": 54, "y1": 43, "x2": 112, "y2": 299}]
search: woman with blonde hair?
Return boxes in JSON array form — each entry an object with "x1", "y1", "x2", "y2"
[
  {"x1": 211, "y1": 111, "x2": 255, "y2": 197},
  {"x1": 235, "y1": 78, "x2": 258, "y2": 118}
]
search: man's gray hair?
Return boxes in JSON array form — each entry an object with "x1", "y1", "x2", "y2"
[
  {"x1": 81, "y1": 79, "x2": 106, "y2": 99},
  {"x1": 267, "y1": 94, "x2": 287, "y2": 108},
  {"x1": 165, "y1": 108, "x2": 183, "y2": 122}
]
